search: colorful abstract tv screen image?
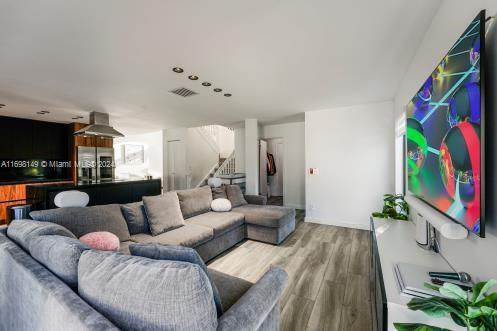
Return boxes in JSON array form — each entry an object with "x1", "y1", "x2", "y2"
[{"x1": 406, "y1": 12, "x2": 483, "y2": 236}]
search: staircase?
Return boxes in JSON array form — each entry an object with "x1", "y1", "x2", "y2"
[
  {"x1": 194, "y1": 125, "x2": 236, "y2": 187},
  {"x1": 197, "y1": 151, "x2": 236, "y2": 187}
]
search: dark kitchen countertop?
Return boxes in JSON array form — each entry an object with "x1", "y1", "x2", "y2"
[{"x1": 25, "y1": 178, "x2": 161, "y2": 190}]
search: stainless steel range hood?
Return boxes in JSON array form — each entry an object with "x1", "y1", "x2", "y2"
[{"x1": 73, "y1": 112, "x2": 124, "y2": 138}]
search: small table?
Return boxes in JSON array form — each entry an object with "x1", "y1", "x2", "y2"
[{"x1": 217, "y1": 173, "x2": 246, "y2": 185}]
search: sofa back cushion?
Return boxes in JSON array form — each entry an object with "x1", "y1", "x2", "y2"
[
  {"x1": 226, "y1": 185, "x2": 248, "y2": 208},
  {"x1": 211, "y1": 186, "x2": 227, "y2": 200},
  {"x1": 120, "y1": 202, "x2": 149, "y2": 235},
  {"x1": 7, "y1": 220, "x2": 76, "y2": 251},
  {"x1": 78, "y1": 250, "x2": 218, "y2": 331},
  {"x1": 30, "y1": 204, "x2": 131, "y2": 242},
  {"x1": 0, "y1": 233, "x2": 119, "y2": 331},
  {"x1": 29, "y1": 235, "x2": 90, "y2": 288},
  {"x1": 129, "y1": 243, "x2": 223, "y2": 316},
  {"x1": 143, "y1": 192, "x2": 184, "y2": 236},
  {"x1": 177, "y1": 186, "x2": 213, "y2": 219}
]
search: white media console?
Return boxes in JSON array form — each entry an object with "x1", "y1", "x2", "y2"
[{"x1": 370, "y1": 217, "x2": 465, "y2": 330}]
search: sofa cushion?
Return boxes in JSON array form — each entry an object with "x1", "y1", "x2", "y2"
[
  {"x1": 177, "y1": 186, "x2": 213, "y2": 219},
  {"x1": 187, "y1": 212, "x2": 244, "y2": 237},
  {"x1": 30, "y1": 204, "x2": 131, "y2": 241},
  {"x1": 130, "y1": 223, "x2": 213, "y2": 247},
  {"x1": 7, "y1": 220, "x2": 76, "y2": 251},
  {"x1": 28, "y1": 235, "x2": 90, "y2": 287},
  {"x1": 226, "y1": 185, "x2": 248, "y2": 208},
  {"x1": 211, "y1": 186, "x2": 227, "y2": 200},
  {"x1": 80, "y1": 232, "x2": 120, "y2": 251},
  {"x1": 129, "y1": 244, "x2": 223, "y2": 316},
  {"x1": 78, "y1": 250, "x2": 218, "y2": 331},
  {"x1": 143, "y1": 192, "x2": 184, "y2": 236},
  {"x1": 120, "y1": 202, "x2": 149, "y2": 235},
  {"x1": 208, "y1": 269, "x2": 253, "y2": 312},
  {"x1": 233, "y1": 205, "x2": 296, "y2": 228},
  {"x1": 118, "y1": 240, "x2": 134, "y2": 255},
  {"x1": 211, "y1": 198, "x2": 232, "y2": 212}
]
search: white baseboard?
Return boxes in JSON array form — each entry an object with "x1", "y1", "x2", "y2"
[{"x1": 304, "y1": 217, "x2": 370, "y2": 230}]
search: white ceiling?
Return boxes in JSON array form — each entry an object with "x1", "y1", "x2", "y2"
[{"x1": 0, "y1": 0, "x2": 441, "y2": 134}]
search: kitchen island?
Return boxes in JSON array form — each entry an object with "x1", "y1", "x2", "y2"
[{"x1": 26, "y1": 178, "x2": 162, "y2": 210}]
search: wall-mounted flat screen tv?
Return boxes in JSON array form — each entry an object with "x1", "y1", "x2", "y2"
[{"x1": 406, "y1": 11, "x2": 486, "y2": 237}]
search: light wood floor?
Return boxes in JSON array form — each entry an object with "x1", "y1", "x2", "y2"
[{"x1": 208, "y1": 211, "x2": 372, "y2": 331}]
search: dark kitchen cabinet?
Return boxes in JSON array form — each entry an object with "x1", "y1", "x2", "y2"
[{"x1": 0, "y1": 116, "x2": 69, "y2": 160}]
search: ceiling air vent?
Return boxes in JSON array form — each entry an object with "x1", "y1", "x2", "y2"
[{"x1": 170, "y1": 87, "x2": 198, "y2": 98}]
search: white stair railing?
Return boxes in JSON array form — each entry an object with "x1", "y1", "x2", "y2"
[{"x1": 214, "y1": 151, "x2": 236, "y2": 177}]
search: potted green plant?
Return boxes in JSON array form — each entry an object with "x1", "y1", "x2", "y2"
[
  {"x1": 395, "y1": 280, "x2": 497, "y2": 330},
  {"x1": 372, "y1": 194, "x2": 409, "y2": 220}
]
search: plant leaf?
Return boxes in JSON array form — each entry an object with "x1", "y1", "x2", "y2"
[
  {"x1": 439, "y1": 282, "x2": 468, "y2": 300},
  {"x1": 423, "y1": 282, "x2": 441, "y2": 292},
  {"x1": 407, "y1": 297, "x2": 458, "y2": 318},
  {"x1": 481, "y1": 306, "x2": 497, "y2": 316},
  {"x1": 474, "y1": 293, "x2": 497, "y2": 308},
  {"x1": 449, "y1": 312, "x2": 467, "y2": 327},
  {"x1": 471, "y1": 280, "x2": 497, "y2": 303},
  {"x1": 393, "y1": 323, "x2": 450, "y2": 331}
]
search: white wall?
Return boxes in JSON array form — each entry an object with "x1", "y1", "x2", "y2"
[
  {"x1": 234, "y1": 128, "x2": 245, "y2": 173},
  {"x1": 305, "y1": 101, "x2": 394, "y2": 229},
  {"x1": 217, "y1": 126, "x2": 235, "y2": 158},
  {"x1": 395, "y1": 1, "x2": 497, "y2": 281},
  {"x1": 245, "y1": 119, "x2": 259, "y2": 195},
  {"x1": 186, "y1": 128, "x2": 219, "y2": 187},
  {"x1": 262, "y1": 122, "x2": 305, "y2": 209},
  {"x1": 114, "y1": 131, "x2": 163, "y2": 181}
]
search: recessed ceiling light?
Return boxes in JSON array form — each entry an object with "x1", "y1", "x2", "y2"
[
  {"x1": 224, "y1": 93, "x2": 232, "y2": 97},
  {"x1": 172, "y1": 67, "x2": 184, "y2": 73},
  {"x1": 213, "y1": 88, "x2": 222, "y2": 92},
  {"x1": 202, "y1": 82, "x2": 212, "y2": 87},
  {"x1": 188, "y1": 75, "x2": 199, "y2": 80}
]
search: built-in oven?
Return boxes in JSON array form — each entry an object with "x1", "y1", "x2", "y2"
[
  {"x1": 77, "y1": 147, "x2": 97, "y2": 182},
  {"x1": 96, "y1": 147, "x2": 115, "y2": 181}
]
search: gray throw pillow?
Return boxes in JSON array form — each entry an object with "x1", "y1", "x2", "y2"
[
  {"x1": 143, "y1": 192, "x2": 185, "y2": 236},
  {"x1": 211, "y1": 186, "x2": 227, "y2": 200},
  {"x1": 226, "y1": 185, "x2": 248, "y2": 208},
  {"x1": 78, "y1": 250, "x2": 218, "y2": 331},
  {"x1": 29, "y1": 235, "x2": 90, "y2": 287},
  {"x1": 129, "y1": 243, "x2": 223, "y2": 316},
  {"x1": 30, "y1": 204, "x2": 131, "y2": 241},
  {"x1": 120, "y1": 202, "x2": 150, "y2": 235},
  {"x1": 7, "y1": 220, "x2": 76, "y2": 251},
  {"x1": 176, "y1": 186, "x2": 213, "y2": 219}
]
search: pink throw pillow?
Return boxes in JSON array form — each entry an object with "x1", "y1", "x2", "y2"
[{"x1": 79, "y1": 231, "x2": 120, "y2": 251}]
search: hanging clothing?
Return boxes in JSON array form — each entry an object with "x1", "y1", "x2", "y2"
[{"x1": 267, "y1": 153, "x2": 277, "y2": 176}]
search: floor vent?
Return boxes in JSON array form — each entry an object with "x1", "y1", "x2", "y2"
[{"x1": 170, "y1": 87, "x2": 198, "y2": 97}]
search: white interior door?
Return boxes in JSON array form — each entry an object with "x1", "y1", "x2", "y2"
[
  {"x1": 167, "y1": 140, "x2": 181, "y2": 191},
  {"x1": 259, "y1": 140, "x2": 268, "y2": 196}
]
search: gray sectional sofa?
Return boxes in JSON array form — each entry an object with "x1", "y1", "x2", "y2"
[
  {"x1": 0, "y1": 185, "x2": 295, "y2": 331},
  {"x1": 30, "y1": 185, "x2": 296, "y2": 261}
]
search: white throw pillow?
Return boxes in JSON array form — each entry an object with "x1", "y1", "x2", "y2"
[{"x1": 211, "y1": 198, "x2": 232, "y2": 212}]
